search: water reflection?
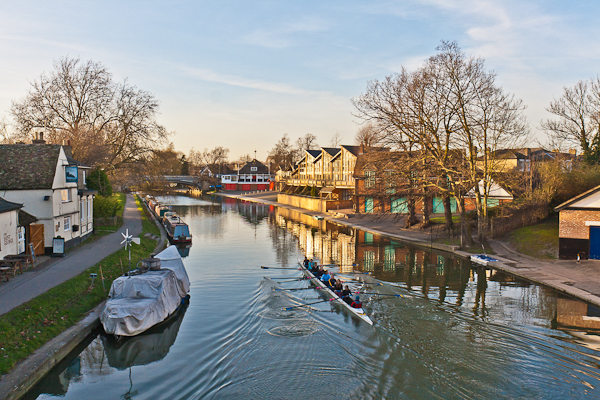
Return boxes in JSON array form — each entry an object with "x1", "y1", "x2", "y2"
[{"x1": 26, "y1": 196, "x2": 600, "y2": 399}]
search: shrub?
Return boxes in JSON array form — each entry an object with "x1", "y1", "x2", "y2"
[{"x1": 94, "y1": 195, "x2": 120, "y2": 218}]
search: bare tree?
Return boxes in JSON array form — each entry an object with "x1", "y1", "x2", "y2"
[
  {"x1": 10, "y1": 57, "x2": 168, "y2": 167},
  {"x1": 355, "y1": 123, "x2": 383, "y2": 147},
  {"x1": 295, "y1": 133, "x2": 318, "y2": 154},
  {"x1": 542, "y1": 78, "x2": 600, "y2": 164},
  {"x1": 200, "y1": 146, "x2": 230, "y2": 166},
  {"x1": 269, "y1": 133, "x2": 296, "y2": 171},
  {"x1": 353, "y1": 41, "x2": 528, "y2": 246},
  {"x1": 330, "y1": 131, "x2": 343, "y2": 147}
]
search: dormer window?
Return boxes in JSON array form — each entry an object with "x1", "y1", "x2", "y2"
[{"x1": 251, "y1": 167, "x2": 257, "y2": 171}]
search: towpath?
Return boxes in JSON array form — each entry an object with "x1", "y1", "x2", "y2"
[
  {"x1": 0, "y1": 193, "x2": 143, "y2": 316},
  {"x1": 218, "y1": 191, "x2": 600, "y2": 308}
]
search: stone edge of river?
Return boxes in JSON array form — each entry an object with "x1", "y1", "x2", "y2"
[{"x1": 0, "y1": 302, "x2": 104, "y2": 400}]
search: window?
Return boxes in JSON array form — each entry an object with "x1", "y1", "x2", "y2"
[
  {"x1": 88, "y1": 198, "x2": 92, "y2": 219},
  {"x1": 82, "y1": 170, "x2": 86, "y2": 185},
  {"x1": 64, "y1": 216, "x2": 71, "y2": 231},
  {"x1": 80, "y1": 200, "x2": 86, "y2": 221},
  {"x1": 251, "y1": 167, "x2": 257, "y2": 172},
  {"x1": 61, "y1": 189, "x2": 72, "y2": 202},
  {"x1": 365, "y1": 170, "x2": 376, "y2": 188},
  {"x1": 231, "y1": 176, "x2": 237, "y2": 182}
]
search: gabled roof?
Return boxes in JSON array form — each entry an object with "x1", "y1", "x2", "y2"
[
  {"x1": 0, "y1": 144, "x2": 63, "y2": 190},
  {"x1": 0, "y1": 197, "x2": 23, "y2": 214},
  {"x1": 306, "y1": 149, "x2": 321, "y2": 158},
  {"x1": 554, "y1": 185, "x2": 600, "y2": 211},
  {"x1": 322, "y1": 147, "x2": 340, "y2": 157},
  {"x1": 238, "y1": 159, "x2": 269, "y2": 174},
  {"x1": 341, "y1": 145, "x2": 362, "y2": 156},
  {"x1": 67, "y1": 156, "x2": 90, "y2": 168}
]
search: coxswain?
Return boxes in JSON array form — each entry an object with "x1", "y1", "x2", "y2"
[{"x1": 351, "y1": 295, "x2": 362, "y2": 309}]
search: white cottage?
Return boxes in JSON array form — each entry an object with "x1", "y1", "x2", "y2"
[{"x1": 0, "y1": 142, "x2": 96, "y2": 255}]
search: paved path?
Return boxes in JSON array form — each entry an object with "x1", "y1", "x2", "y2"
[
  {"x1": 0, "y1": 194, "x2": 142, "y2": 316},
  {"x1": 219, "y1": 191, "x2": 600, "y2": 308}
]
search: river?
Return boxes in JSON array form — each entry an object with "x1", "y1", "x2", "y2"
[{"x1": 24, "y1": 195, "x2": 600, "y2": 399}]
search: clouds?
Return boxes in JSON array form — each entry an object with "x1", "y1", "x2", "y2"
[{"x1": 241, "y1": 16, "x2": 329, "y2": 48}]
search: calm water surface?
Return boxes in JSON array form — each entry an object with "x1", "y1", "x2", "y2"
[{"x1": 25, "y1": 195, "x2": 600, "y2": 399}]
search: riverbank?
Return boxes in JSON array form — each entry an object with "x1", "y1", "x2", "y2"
[
  {"x1": 0, "y1": 194, "x2": 167, "y2": 400},
  {"x1": 217, "y1": 191, "x2": 600, "y2": 308}
]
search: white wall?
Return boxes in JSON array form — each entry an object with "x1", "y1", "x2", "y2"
[{"x1": 0, "y1": 210, "x2": 19, "y2": 259}]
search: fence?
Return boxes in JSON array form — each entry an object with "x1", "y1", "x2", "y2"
[{"x1": 489, "y1": 203, "x2": 550, "y2": 238}]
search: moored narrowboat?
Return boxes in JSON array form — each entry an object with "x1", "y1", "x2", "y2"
[{"x1": 164, "y1": 214, "x2": 192, "y2": 243}]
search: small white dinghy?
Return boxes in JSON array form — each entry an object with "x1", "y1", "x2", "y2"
[{"x1": 101, "y1": 246, "x2": 191, "y2": 337}]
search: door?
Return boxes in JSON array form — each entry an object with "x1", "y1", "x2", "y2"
[
  {"x1": 29, "y1": 224, "x2": 45, "y2": 256},
  {"x1": 590, "y1": 226, "x2": 600, "y2": 259},
  {"x1": 365, "y1": 197, "x2": 373, "y2": 213},
  {"x1": 391, "y1": 197, "x2": 408, "y2": 213}
]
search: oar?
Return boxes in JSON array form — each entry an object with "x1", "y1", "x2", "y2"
[
  {"x1": 283, "y1": 298, "x2": 335, "y2": 310},
  {"x1": 269, "y1": 276, "x2": 308, "y2": 280},
  {"x1": 354, "y1": 292, "x2": 403, "y2": 298},
  {"x1": 261, "y1": 266, "x2": 301, "y2": 270},
  {"x1": 274, "y1": 286, "x2": 326, "y2": 291},
  {"x1": 270, "y1": 277, "x2": 310, "y2": 283}
]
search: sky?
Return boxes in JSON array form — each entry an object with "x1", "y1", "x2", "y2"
[{"x1": 1, "y1": 0, "x2": 599, "y2": 161}]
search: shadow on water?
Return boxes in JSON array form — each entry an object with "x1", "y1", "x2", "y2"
[{"x1": 24, "y1": 306, "x2": 188, "y2": 400}]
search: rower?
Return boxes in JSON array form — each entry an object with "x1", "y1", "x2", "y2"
[
  {"x1": 341, "y1": 285, "x2": 352, "y2": 305},
  {"x1": 303, "y1": 256, "x2": 309, "y2": 268},
  {"x1": 350, "y1": 295, "x2": 362, "y2": 309},
  {"x1": 320, "y1": 270, "x2": 331, "y2": 284},
  {"x1": 333, "y1": 280, "x2": 343, "y2": 296}
]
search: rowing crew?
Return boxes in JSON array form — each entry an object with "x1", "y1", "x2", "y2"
[{"x1": 303, "y1": 257, "x2": 362, "y2": 309}]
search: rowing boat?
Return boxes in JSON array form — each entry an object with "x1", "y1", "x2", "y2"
[{"x1": 298, "y1": 262, "x2": 373, "y2": 325}]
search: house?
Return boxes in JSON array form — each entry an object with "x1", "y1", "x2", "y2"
[
  {"x1": 554, "y1": 185, "x2": 600, "y2": 260},
  {"x1": 0, "y1": 197, "x2": 23, "y2": 259},
  {"x1": 221, "y1": 159, "x2": 271, "y2": 191},
  {"x1": 0, "y1": 141, "x2": 96, "y2": 254},
  {"x1": 481, "y1": 148, "x2": 577, "y2": 173}
]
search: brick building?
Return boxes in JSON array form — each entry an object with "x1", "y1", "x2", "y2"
[{"x1": 554, "y1": 185, "x2": 600, "y2": 260}]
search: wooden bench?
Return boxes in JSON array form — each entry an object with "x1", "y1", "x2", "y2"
[
  {"x1": 4, "y1": 254, "x2": 35, "y2": 270},
  {"x1": 0, "y1": 265, "x2": 16, "y2": 281}
]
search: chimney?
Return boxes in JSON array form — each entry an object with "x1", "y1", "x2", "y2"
[
  {"x1": 569, "y1": 149, "x2": 577, "y2": 156},
  {"x1": 62, "y1": 139, "x2": 71, "y2": 146},
  {"x1": 32, "y1": 132, "x2": 46, "y2": 144}
]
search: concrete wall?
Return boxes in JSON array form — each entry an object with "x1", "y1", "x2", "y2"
[
  {"x1": 0, "y1": 210, "x2": 19, "y2": 259},
  {"x1": 278, "y1": 193, "x2": 326, "y2": 212}
]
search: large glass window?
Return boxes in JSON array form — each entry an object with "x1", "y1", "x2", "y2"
[{"x1": 64, "y1": 216, "x2": 71, "y2": 231}]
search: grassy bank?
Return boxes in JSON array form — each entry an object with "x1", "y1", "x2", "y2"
[
  {"x1": 0, "y1": 195, "x2": 156, "y2": 375},
  {"x1": 505, "y1": 214, "x2": 559, "y2": 259}
]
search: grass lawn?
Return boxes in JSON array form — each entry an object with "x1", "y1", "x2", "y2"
[
  {"x1": 0, "y1": 194, "x2": 157, "y2": 375},
  {"x1": 505, "y1": 214, "x2": 559, "y2": 259},
  {"x1": 429, "y1": 215, "x2": 461, "y2": 224}
]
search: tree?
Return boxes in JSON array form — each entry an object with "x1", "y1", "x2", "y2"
[
  {"x1": 269, "y1": 134, "x2": 296, "y2": 171},
  {"x1": 330, "y1": 132, "x2": 343, "y2": 147},
  {"x1": 355, "y1": 123, "x2": 383, "y2": 147},
  {"x1": 295, "y1": 133, "x2": 318, "y2": 154},
  {"x1": 10, "y1": 57, "x2": 168, "y2": 168},
  {"x1": 353, "y1": 41, "x2": 528, "y2": 246},
  {"x1": 87, "y1": 168, "x2": 113, "y2": 196},
  {"x1": 542, "y1": 78, "x2": 600, "y2": 164}
]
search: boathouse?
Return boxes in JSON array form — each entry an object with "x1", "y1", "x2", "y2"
[
  {"x1": 221, "y1": 159, "x2": 271, "y2": 191},
  {"x1": 554, "y1": 185, "x2": 600, "y2": 260}
]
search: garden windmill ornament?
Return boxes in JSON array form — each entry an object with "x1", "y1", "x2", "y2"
[{"x1": 120, "y1": 229, "x2": 140, "y2": 273}]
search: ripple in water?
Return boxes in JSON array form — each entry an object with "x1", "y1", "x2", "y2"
[
  {"x1": 267, "y1": 322, "x2": 319, "y2": 337},
  {"x1": 258, "y1": 309, "x2": 306, "y2": 320}
]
